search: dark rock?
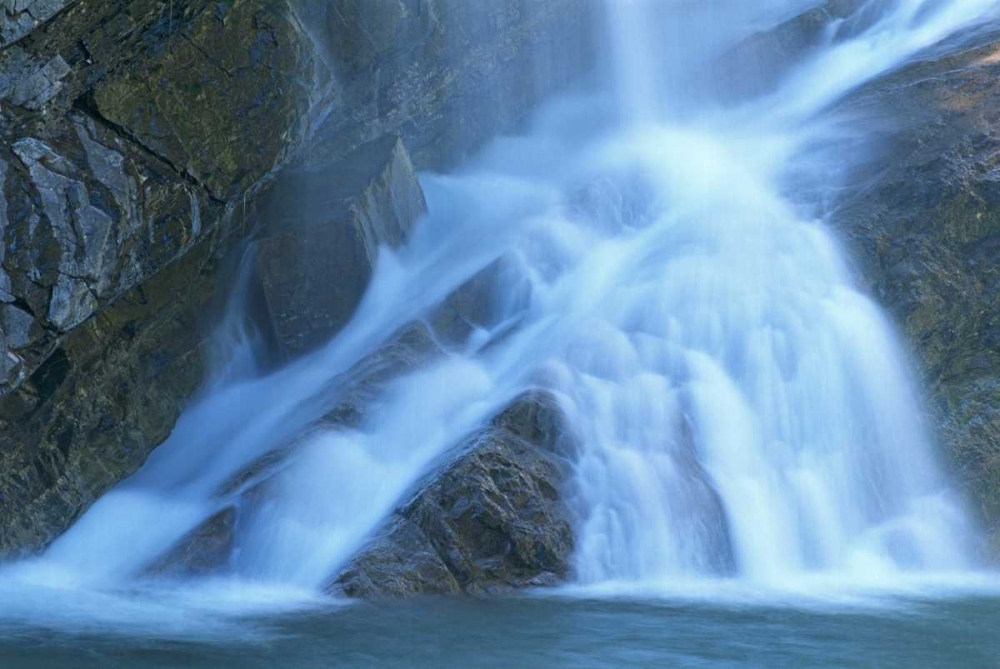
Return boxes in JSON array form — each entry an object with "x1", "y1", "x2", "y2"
[{"x1": 331, "y1": 391, "x2": 574, "y2": 598}]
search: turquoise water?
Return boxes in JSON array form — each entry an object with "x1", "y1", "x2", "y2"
[{"x1": 2, "y1": 589, "x2": 999, "y2": 668}]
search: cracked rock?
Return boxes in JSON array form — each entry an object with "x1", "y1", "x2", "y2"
[
  {"x1": 13, "y1": 137, "x2": 114, "y2": 329},
  {"x1": 1, "y1": 0, "x2": 70, "y2": 47},
  {"x1": 0, "y1": 158, "x2": 12, "y2": 304},
  {"x1": 0, "y1": 303, "x2": 37, "y2": 350}
]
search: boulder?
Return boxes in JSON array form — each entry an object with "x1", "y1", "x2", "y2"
[
  {"x1": 330, "y1": 391, "x2": 574, "y2": 598},
  {"x1": 145, "y1": 507, "x2": 237, "y2": 577}
]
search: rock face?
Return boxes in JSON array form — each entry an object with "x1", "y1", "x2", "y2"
[
  {"x1": 0, "y1": 0, "x2": 319, "y2": 556},
  {"x1": 710, "y1": 0, "x2": 866, "y2": 100},
  {"x1": 292, "y1": 0, "x2": 599, "y2": 171},
  {"x1": 831, "y1": 36, "x2": 1000, "y2": 547},
  {"x1": 331, "y1": 391, "x2": 574, "y2": 598},
  {"x1": 252, "y1": 135, "x2": 427, "y2": 358},
  {"x1": 0, "y1": 0, "x2": 597, "y2": 558}
]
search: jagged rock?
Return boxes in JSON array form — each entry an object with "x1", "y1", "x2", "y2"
[
  {"x1": 0, "y1": 0, "x2": 71, "y2": 48},
  {"x1": 832, "y1": 37, "x2": 1000, "y2": 547},
  {"x1": 0, "y1": 0, "x2": 320, "y2": 557},
  {"x1": 252, "y1": 135, "x2": 427, "y2": 358},
  {"x1": 0, "y1": 0, "x2": 597, "y2": 560},
  {"x1": 1, "y1": 303, "x2": 37, "y2": 350},
  {"x1": 331, "y1": 391, "x2": 574, "y2": 598}
]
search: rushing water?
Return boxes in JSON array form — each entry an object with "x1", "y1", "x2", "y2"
[{"x1": 3, "y1": 0, "x2": 1000, "y2": 664}]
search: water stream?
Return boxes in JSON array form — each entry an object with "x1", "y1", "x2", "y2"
[{"x1": 2, "y1": 0, "x2": 1000, "y2": 663}]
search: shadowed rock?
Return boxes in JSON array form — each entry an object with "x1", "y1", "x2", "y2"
[
  {"x1": 252, "y1": 135, "x2": 426, "y2": 359},
  {"x1": 330, "y1": 391, "x2": 574, "y2": 598},
  {"x1": 145, "y1": 507, "x2": 237, "y2": 577}
]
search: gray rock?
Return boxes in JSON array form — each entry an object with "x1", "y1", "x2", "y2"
[
  {"x1": 710, "y1": 0, "x2": 866, "y2": 101},
  {"x1": 331, "y1": 391, "x2": 574, "y2": 598},
  {"x1": 12, "y1": 137, "x2": 112, "y2": 330},
  {"x1": 252, "y1": 135, "x2": 427, "y2": 358},
  {"x1": 1, "y1": 303, "x2": 38, "y2": 350},
  {"x1": 0, "y1": 0, "x2": 71, "y2": 47},
  {"x1": 0, "y1": 0, "x2": 597, "y2": 561},
  {"x1": 0, "y1": 158, "x2": 12, "y2": 305},
  {"x1": 293, "y1": 0, "x2": 599, "y2": 171}
]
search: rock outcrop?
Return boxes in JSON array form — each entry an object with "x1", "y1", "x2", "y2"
[
  {"x1": 331, "y1": 391, "x2": 574, "y2": 598},
  {"x1": 0, "y1": 0, "x2": 597, "y2": 558},
  {"x1": 251, "y1": 135, "x2": 427, "y2": 358},
  {"x1": 831, "y1": 35, "x2": 1000, "y2": 548}
]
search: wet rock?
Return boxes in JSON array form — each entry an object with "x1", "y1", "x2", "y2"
[
  {"x1": 0, "y1": 0, "x2": 597, "y2": 559},
  {"x1": 294, "y1": 0, "x2": 599, "y2": 171},
  {"x1": 145, "y1": 507, "x2": 237, "y2": 577},
  {"x1": 331, "y1": 391, "x2": 574, "y2": 598},
  {"x1": 831, "y1": 36, "x2": 1000, "y2": 547},
  {"x1": 427, "y1": 256, "x2": 532, "y2": 348},
  {"x1": 0, "y1": 0, "x2": 71, "y2": 48},
  {"x1": 711, "y1": 0, "x2": 865, "y2": 101},
  {"x1": 144, "y1": 320, "x2": 445, "y2": 576},
  {"x1": 252, "y1": 135, "x2": 427, "y2": 358}
]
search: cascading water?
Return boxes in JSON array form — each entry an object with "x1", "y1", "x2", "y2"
[{"x1": 3, "y1": 0, "x2": 998, "y2": 621}]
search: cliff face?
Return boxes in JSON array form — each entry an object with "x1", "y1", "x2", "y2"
[{"x1": 0, "y1": 0, "x2": 597, "y2": 558}]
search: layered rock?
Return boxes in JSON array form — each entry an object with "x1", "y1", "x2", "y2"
[
  {"x1": 831, "y1": 36, "x2": 1000, "y2": 547},
  {"x1": 0, "y1": 0, "x2": 597, "y2": 558},
  {"x1": 331, "y1": 391, "x2": 574, "y2": 598},
  {"x1": 0, "y1": 0, "x2": 319, "y2": 557}
]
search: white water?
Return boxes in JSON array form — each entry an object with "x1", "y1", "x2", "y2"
[{"x1": 2, "y1": 0, "x2": 998, "y2": 628}]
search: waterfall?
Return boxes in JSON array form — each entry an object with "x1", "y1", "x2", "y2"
[{"x1": 7, "y1": 0, "x2": 996, "y2": 603}]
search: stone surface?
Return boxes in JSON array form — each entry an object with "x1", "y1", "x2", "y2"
[
  {"x1": 0, "y1": 0, "x2": 72, "y2": 48},
  {"x1": 0, "y1": 0, "x2": 598, "y2": 559},
  {"x1": 331, "y1": 391, "x2": 574, "y2": 598},
  {"x1": 252, "y1": 135, "x2": 427, "y2": 358},
  {"x1": 292, "y1": 0, "x2": 599, "y2": 171}
]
